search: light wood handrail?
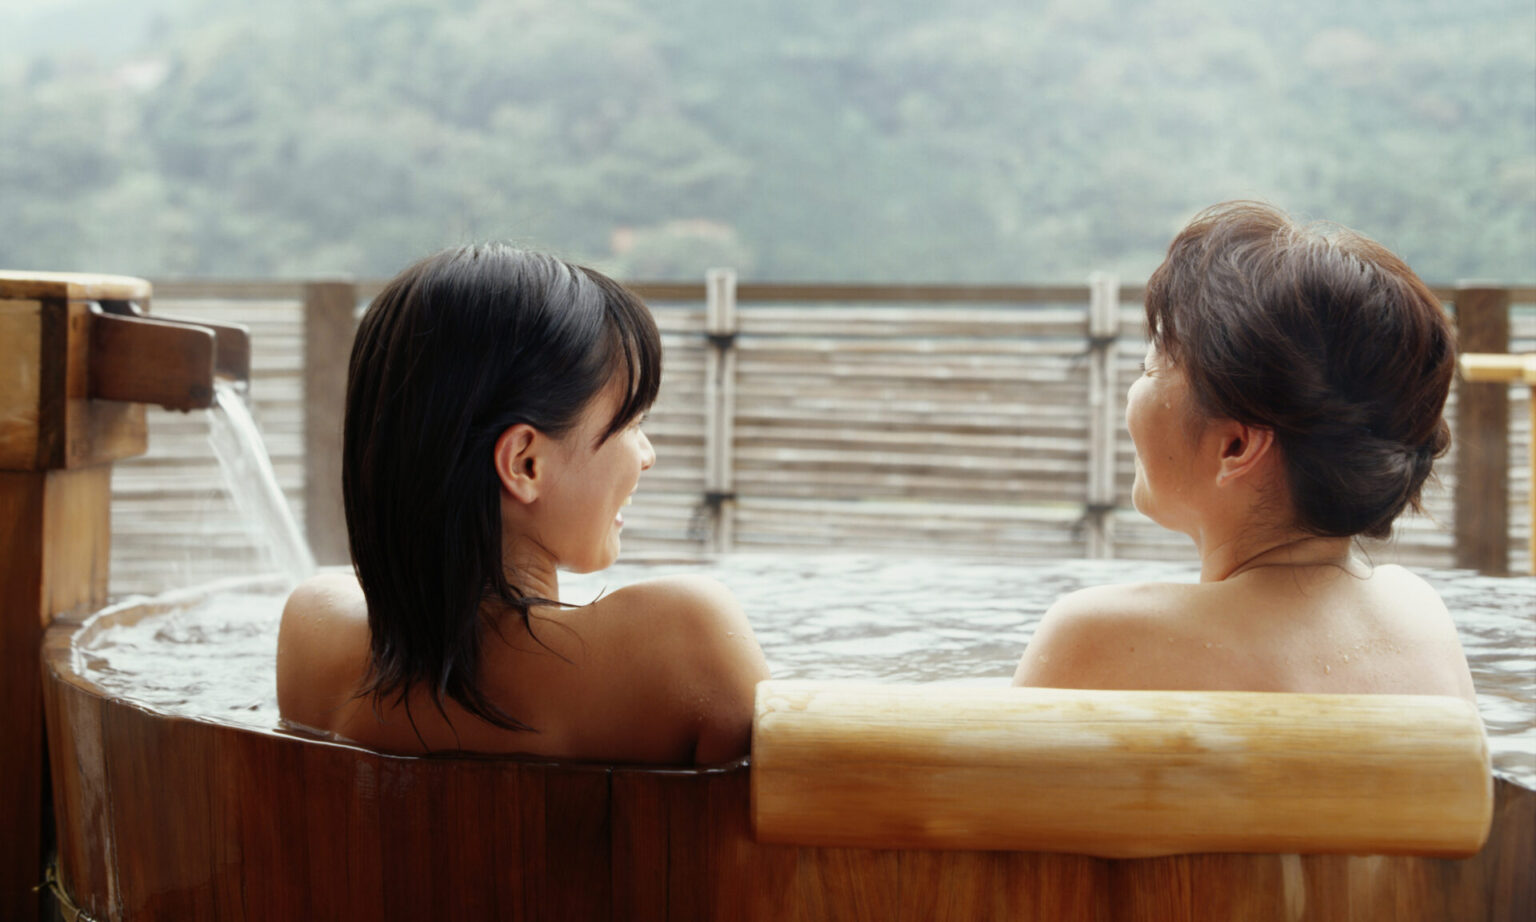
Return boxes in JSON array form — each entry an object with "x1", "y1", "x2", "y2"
[{"x1": 752, "y1": 681, "x2": 1492, "y2": 858}]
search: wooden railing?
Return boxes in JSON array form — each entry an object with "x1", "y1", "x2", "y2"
[{"x1": 110, "y1": 279, "x2": 1533, "y2": 596}]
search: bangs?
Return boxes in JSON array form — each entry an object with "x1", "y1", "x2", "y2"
[
  {"x1": 586, "y1": 270, "x2": 662, "y2": 441},
  {"x1": 1143, "y1": 259, "x2": 1184, "y2": 361}
]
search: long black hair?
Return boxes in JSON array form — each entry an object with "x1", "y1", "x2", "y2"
[{"x1": 343, "y1": 244, "x2": 662, "y2": 732}]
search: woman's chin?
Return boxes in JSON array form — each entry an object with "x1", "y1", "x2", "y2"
[
  {"x1": 1130, "y1": 483, "x2": 1148, "y2": 519},
  {"x1": 560, "y1": 545, "x2": 619, "y2": 575}
]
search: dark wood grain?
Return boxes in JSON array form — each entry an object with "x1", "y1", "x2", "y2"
[
  {"x1": 102, "y1": 707, "x2": 220, "y2": 920},
  {"x1": 662, "y1": 771, "x2": 714, "y2": 922},
  {"x1": 1454, "y1": 286, "x2": 1512, "y2": 574},
  {"x1": 377, "y1": 754, "x2": 451, "y2": 922},
  {"x1": 298, "y1": 740, "x2": 386, "y2": 921},
  {"x1": 40, "y1": 641, "x2": 113, "y2": 922},
  {"x1": 208, "y1": 726, "x2": 312, "y2": 921},
  {"x1": 440, "y1": 759, "x2": 507, "y2": 921},
  {"x1": 486, "y1": 759, "x2": 531, "y2": 921},
  {"x1": 541, "y1": 766, "x2": 613, "y2": 922},
  {"x1": 0, "y1": 472, "x2": 47, "y2": 922},
  {"x1": 514, "y1": 759, "x2": 549, "y2": 919},
  {"x1": 610, "y1": 769, "x2": 670, "y2": 921},
  {"x1": 705, "y1": 767, "x2": 798, "y2": 921}
]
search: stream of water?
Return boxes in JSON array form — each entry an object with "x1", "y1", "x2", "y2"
[{"x1": 205, "y1": 380, "x2": 316, "y2": 587}]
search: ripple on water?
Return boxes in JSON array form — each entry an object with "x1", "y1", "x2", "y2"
[{"x1": 77, "y1": 556, "x2": 1534, "y2": 785}]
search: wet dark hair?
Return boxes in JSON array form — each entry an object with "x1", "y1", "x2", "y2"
[
  {"x1": 1145, "y1": 201, "x2": 1455, "y2": 540},
  {"x1": 343, "y1": 244, "x2": 661, "y2": 733}
]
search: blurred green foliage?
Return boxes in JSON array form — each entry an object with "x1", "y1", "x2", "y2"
[{"x1": 0, "y1": 0, "x2": 1531, "y2": 281}]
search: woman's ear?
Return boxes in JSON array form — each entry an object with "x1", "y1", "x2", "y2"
[
  {"x1": 494, "y1": 424, "x2": 542, "y2": 504},
  {"x1": 1213, "y1": 422, "x2": 1277, "y2": 486}
]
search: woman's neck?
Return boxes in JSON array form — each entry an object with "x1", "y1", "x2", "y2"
[
  {"x1": 502, "y1": 538, "x2": 561, "y2": 601},
  {"x1": 1197, "y1": 529, "x2": 1360, "y2": 583}
]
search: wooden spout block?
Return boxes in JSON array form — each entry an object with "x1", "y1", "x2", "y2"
[
  {"x1": 90, "y1": 313, "x2": 217, "y2": 411},
  {"x1": 751, "y1": 681, "x2": 1492, "y2": 858},
  {"x1": 164, "y1": 315, "x2": 250, "y2": 383},
  {"x1": 104, "y1": 307, "x2": 251, "y2": 384}
]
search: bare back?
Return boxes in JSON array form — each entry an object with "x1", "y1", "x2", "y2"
[
  {"x1": 277, "y1": 572, "x2": 769, "y2": 764},
  {"x1": 1013, "y1": 563, "x2": 1477, "y2": 701}
]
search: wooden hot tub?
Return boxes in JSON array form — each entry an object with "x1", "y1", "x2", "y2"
[
  {"x1": 9, "y1": 270, "x2": 1532, "y2": 920},
  {"x1": 41, "y1": 589, "x2": 1534, "y2": 922}
]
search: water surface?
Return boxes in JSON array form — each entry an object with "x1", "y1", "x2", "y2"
[{"x1": 77, "y1": 555, "x2": 1534, "y2": 785}]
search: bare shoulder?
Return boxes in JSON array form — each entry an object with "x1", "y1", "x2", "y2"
[
  {"x1": 604, "y1": 573, "x2": 747, "y2": 620},
  {"x1": 598, "y1": 575, "x2": 764, "y2": 679},
  {"x1": 1370, "y1": 564, "x2": 1449, "y2": 609},
  {"x1": 276, "y1": 572, "x2": 369, "y2": 729},
  {"x1": 282, "y1": 571, "x2": 366, "y2": 622},
  {"x1": 1012, "y1": 581, "x2": 1198, "y2": 689},
  {"x1": 1359, "y1": 564, "x2": 1462, "y2": 641},
  {"x1": 580, "y1": 574, "x2": 768, "y2": 763},
  {"x1": 277, "y1": 572, "x2": 368, "y2": 660},
  {"x1": 1365, "y1": 564, "x2": 1476, "y2": 700}
]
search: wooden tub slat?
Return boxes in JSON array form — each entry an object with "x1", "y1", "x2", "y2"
[
  {"x1": 609, "y1": 771, "x2": 670, "y2": 920},
  {"x1": 38, "y1": 600, "x2": 1536, "y2": 921},
  {"x1": 442, "y1": 761, "x2": 510, "y2": 920},
  {"x1": 102, "y1": 706, "x2": 220, "y2": 920},
  {"x1": 896, "y1": 850, "x2": 1108, "y2": 922},
  {"x1": 211, "y1": 726, "x2": 309, "y2": 921},
  {"x1": 298, "y1": 740, "x2": 385, "y2": 921},
  {"x1": 705, "y1": 769, "x2": 798, "y2": 921},
  {"x1": 541, "y1": 767, "x2": 613, "y2": 922},
  {"x1": 40, "y1": 626, "x2": 114, "y2": 921},
  {"x1": 610, "y1": 768, "x2": 721, "y2": 921},
  {"x1": 510, "y1": 760, "x2": 548, "y2": 920}
]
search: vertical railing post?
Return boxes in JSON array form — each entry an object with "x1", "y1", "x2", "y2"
[
  {"x1": 1085, "y1": 272, "x2": 1119, "y2": 558},
  {"x1": 303, "y1": 281, "x2": 357, "y2": 567},
  {"x1": 1452, "y1": 285, "x2": 1511, "y2": 575},
  {"x1": 703, "y1": 269, "x2": 739, "y2": 554}
]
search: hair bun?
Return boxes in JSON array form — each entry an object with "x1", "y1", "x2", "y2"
[{"x1": 1144, "y1": 201, "x2": 1455, "y2": 541}]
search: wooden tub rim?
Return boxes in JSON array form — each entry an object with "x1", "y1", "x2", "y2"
[
  {"x1": 45, "y1": 573, "x2": 1533, "y2": 789},
  {"x1": 46, "y1": 578, "x2": 752, "y2": 774}
]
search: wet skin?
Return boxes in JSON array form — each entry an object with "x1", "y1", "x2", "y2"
[
  {"x1": 278, "y1": 381, "x2": 770, "y2": 763},
  {"x1": 1013, "y1": 344, "x2": 1476, "y2": 701}
]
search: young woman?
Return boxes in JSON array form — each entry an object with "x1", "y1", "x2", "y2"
[
  {"x1": 1014, "y1": 202, "x2": 1476, "y2": 701},
  {"x1": 278, "y1": 245, "x2": 769, "y2": 763}
]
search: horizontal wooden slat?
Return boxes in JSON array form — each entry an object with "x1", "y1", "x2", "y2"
[
  {"x1": 104, "y1": 281, "x2": 1530, "y2": 594},
  {"x1": 146, "y1": 281, "x2": 1536, "y2": 304}
]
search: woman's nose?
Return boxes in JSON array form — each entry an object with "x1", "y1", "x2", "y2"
[{"x1": 639, "y1": 430, "x2": 656, "y2": 470}]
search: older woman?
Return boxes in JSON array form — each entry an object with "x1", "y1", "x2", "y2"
[{"x1": 1014, "y1": 202, "x2": 1476, "y2": 701}]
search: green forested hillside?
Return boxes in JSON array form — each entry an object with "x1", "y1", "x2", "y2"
[{"x1": 1, "y1": 0, "x2": 1531, "y2": 282}]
